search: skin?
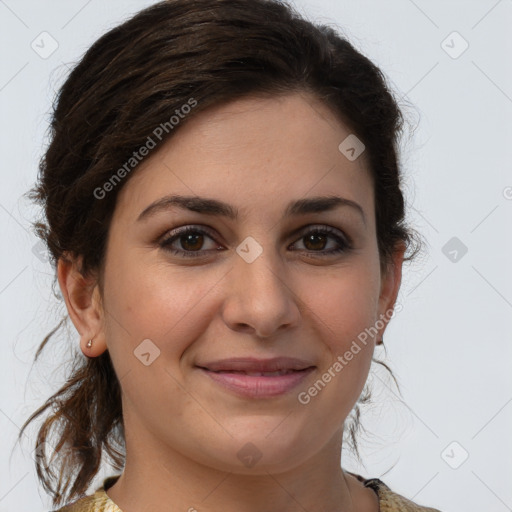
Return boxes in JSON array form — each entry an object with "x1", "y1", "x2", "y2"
[{"x1": 58, "y1": 91, "x2": 405, "y2": 512}]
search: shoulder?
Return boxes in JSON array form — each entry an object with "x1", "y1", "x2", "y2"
[
  {"x1": 50, "y1": 494, "x2": 98, "y2": 512},
  {"x1": 347, "y1": 472, "x2": 444, "y2": 512},
  {"x1": 50, "y1": 472, "x2": 443, "y2": 512},
  {"x1": 50, "y1": 475, "x2": 122, "y2": 512}
]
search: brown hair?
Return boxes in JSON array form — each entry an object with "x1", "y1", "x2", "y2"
[{"x1": 19, "y1": 0, "x2": 422, "y2": 506}]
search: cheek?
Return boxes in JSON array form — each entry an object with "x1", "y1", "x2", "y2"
[
  {"x1": 304, "y1": 262, "x2": 381, "y2": 350},
  {"x1": 298, "y1": 285, "x2": 377, "y2": 432},
  {"x1": 103, "y1": 256, "x2": 225, "y2": 363},
  {"x1": 299, "y1": 261, "x2": 380, "y2": 401}
]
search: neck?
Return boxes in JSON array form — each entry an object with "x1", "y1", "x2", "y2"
[{"x1": 106, "y1": 427, "x2": 363, "y2": 512}]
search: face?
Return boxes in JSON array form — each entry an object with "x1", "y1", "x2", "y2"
[{"x1": 66, "y1": 92, "x2": 403, "y2": 475}]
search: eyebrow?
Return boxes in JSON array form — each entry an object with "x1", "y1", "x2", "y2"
[{"x1": 137, "y1": 194, "x2": 366, "y2": 225}]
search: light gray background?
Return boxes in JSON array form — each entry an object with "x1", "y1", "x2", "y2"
[{"x1": 1, "y1": 1, "x2": 511, "y2": 511}]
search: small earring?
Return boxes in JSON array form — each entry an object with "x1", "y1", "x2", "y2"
[{"x1": 86, "y1": 339, "x2": 93, "y2": 348}]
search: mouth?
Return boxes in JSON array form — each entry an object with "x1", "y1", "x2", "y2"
[
  {"x1": 207, "y1": 369, "x2": 303, "y2": 376},
  {"x1": 196, "y1": 357, "x2": 316, "y2": 398}
]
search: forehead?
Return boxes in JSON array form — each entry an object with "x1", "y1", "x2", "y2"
[{"x1": 113, "y1": 92, "x2": 373, "y2": 225}]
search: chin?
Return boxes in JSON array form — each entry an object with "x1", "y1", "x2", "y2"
[{"x1": 195, "y1": 422, "x2": 318, "y2": 475}]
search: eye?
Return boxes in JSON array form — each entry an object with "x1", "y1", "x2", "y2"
[
  {"x1": 158, "y1": 224, "x2": 352, "y2": 259},
  {"x1": 290, "y1": 225, "x2": 352, "y2": 256},
  {"x1": 159, "y1": 226, "x2": 222, "y2": 258}
]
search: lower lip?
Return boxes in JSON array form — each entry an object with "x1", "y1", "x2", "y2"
[{"x1": 198, "y1": 367, "x2": 315, "y2": 398}]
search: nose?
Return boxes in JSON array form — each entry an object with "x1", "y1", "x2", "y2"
[{"x1": 221, "y1": 245, "x2": 301, "y2": 338}]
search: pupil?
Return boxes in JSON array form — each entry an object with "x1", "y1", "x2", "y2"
[
  {"x1": 182, "y1": 233, "x2": 203, "y2": 251},
  {"x1": 305, "y1": 233, "x2": 326, "y2": 250}
]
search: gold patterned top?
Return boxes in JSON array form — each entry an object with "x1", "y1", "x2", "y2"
[{"x1": 52, "y1": 473, "x2": 442, "y2": 511}]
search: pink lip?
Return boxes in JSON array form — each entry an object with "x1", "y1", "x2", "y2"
[{"x1": 196, "y1": 357, "x2": 315, "y2": 398}]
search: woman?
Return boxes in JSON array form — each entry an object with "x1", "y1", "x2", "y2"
[{"x1": 20, "y1": 0, "x2": 442, "y2": 510}]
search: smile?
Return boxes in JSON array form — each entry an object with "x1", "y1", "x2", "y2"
[{"x1": 196, "y1": 357, "x2": 316, "y2": 398}]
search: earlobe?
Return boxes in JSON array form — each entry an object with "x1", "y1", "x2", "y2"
[
  {"x1": 57, "y1": 255, "x2": 108, "y2": 357},
  {"x1": 80, "y1": 333, "x2": 107, "y2": 357}
]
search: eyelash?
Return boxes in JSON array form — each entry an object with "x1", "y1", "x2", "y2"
[{"x1": 158, "y1": 225, "x2": 352, "y2": 259}]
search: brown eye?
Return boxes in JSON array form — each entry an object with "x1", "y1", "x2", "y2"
[
  {"x1": 291, "y1": 226, "x2": 351, "y2": 256},
  {"x1": 303, "y1": 232, "x2": 328, "y2": 251},
  {"x1": 179, "y1": 232, "x2": 204, "y2": 251},
  {"x1": 159, "y1": 226, "x2": 222, "y2": 258}
]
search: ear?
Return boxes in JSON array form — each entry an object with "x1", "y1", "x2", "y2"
[
  {"x1": 57, "y1": 254, "x2": 107, "y2": 357},
  {"x1": 375, "y1": 242, "x2": 406, "y2": 343}
]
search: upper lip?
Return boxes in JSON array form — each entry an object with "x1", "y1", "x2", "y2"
[{"x1": 197, "y1": 357, "x2": 315, "y2": 372}]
